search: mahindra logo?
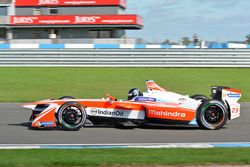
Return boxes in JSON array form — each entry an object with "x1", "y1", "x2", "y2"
[
  {"x1": 13, "y1": 17, "x2": 37, "y2": 24},
  {"x1": 74, "y1": 16, "x2": 97, "y2": 23},
  {"x1": 39, "y1": 0, "x2": 59, "y2": 5},
  {"x1": 149, "y1": 110, "x2": 186, "y2": 118}
]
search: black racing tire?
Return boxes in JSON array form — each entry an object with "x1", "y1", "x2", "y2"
[
  {"x1": 57, "y1": 102, "x2": 86, "y2": 131},
  {"x1": 196, "y1": 100, "x2": 228, "y2": 130},
  {"x1": 59, "y1": 96, "x2": 75, "y2": 100},
  {"x1": 191, "y1": 94, "x2": 209, "y2": 103}
]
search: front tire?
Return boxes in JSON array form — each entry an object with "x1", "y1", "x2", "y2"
[
  {"x1": 197, "y1": 100, "x2": 228, "y2": 130},
  {"x1": 57, "y1": 102, "x2": 86, "y2": 131}
]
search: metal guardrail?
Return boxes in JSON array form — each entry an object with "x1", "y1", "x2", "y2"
[{"x1": 0, "y1": 49, "x2": 250, "y2": 67}]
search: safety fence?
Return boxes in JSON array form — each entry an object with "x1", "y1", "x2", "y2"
[
  {"x1": 0, "y1": 48, "x2": 250, "y2": 67},
  {"x1": 0, "y1": 43, "x2": 250, "y2": 49}
]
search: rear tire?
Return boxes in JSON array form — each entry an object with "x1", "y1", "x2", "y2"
[
  {"x1": 191, "y1": 94, "x2": 209, "y2": 103},
  {"x1": 57, "y1": 102, "x2": 86, "y2": 131},
  {"x1": 197, "y1": 100, "x2": 228, "y2": 130}
]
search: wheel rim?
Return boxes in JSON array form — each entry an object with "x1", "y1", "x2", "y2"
[
  {"x1": 61, "y1": 105, "x2": 83, "y2": 127},
  {"x1": 202, "y1": 104, "x2": 225, "y2": 127}
]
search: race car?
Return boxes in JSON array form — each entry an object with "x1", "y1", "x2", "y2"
[{"x1": 23, "y1": 80, "x2": 241, "y2": 130}]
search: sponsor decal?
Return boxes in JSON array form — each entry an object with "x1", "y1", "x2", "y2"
[
  {"x1": 90, "y1": 108, "x2": 98, "y2": 115},
  {"x1": 36, "y1": 121, "x2": 54, "y2": 127},
  {"x1": 227, "y1": 92, "x2": 241, "y2": 98},
  {"x1": 149, "y1": 110, "x2": 186, "y2": 118},
  {"x1": 64, "y1": 1, "x2": 96, "y2": 5},
  {"x1": 134, "y1": 97, "x2": 156, "y2": 102},
  {"x1": 230, "y1": 103, "x2": 240, "y2": 119},
  {"x1": 74, "y1": 16, "x2": 98, "y2": 24},
  {"x1": 39, "y1": 0, "x2": 59, "y2": 5},
  {"x1": 15, "y1": 0, "x2": 126, "y2": 7},
  {"x1": 13, "y1": 17, "x2": 37, "y2": 24},
  {"x1": 11, "y1": 15, "x2": 140, "y2": 25},
  {"x1": 178, "y1": 98, "x2": 187, "y2": 103},
  {"x1": 39, "y1": 19, "x2": 71, "y2": 24},
  {"x1": 101, "y1": 19, "x2": 133, "y2": 24},
  {"x1": 90, "y1": 108, "x2": 124, "y2": 117},
  {"x1": 232, "y1": 107, "x2": 240, "y2": 114},
  {"x1": 40, "y1": 121, "x2": 54, "y2": 126}
]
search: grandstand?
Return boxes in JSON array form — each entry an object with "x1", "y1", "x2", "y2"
[{"x1": 0, "y1": 0, "x2": 143, "y2": 44}]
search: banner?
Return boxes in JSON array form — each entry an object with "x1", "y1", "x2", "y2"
[
  {"x1": 11, "y1": 15, "x2": 143, "y2": 26},
  {"x1": 15, "y1": 0, "x2": 126, "y2": 7}
]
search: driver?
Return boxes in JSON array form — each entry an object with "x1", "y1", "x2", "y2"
[{"x1": 127, "y1": 88, "x2": 143, "y2": 100}]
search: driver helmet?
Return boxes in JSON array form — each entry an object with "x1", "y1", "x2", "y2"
[{"x1": 128, "y1": 88, "x2": 143, "y2": 100}]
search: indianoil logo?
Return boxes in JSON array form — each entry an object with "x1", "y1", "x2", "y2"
[{"x1": 90, "y1": 108, "x2": 98, "y2": 115}]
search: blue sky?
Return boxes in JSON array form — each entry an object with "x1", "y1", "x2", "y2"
[{"x1": 126, "y1": 0, "x2": 250, "y2": 43}]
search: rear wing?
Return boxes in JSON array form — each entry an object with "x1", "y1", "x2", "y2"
[
  {"x1": 211, "y1": 86, "x2": 241, "y2": 102},
  {"x1": 211, "y1": 86, "x2": 241, "y2": 120}
]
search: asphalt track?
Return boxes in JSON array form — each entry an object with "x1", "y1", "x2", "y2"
[{"x1": 0, "y1": 103, "x2": 249, "y2": 144}]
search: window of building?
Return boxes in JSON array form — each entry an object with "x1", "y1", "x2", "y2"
[
  {"x1": 0, "y1": 7, "x2": 7, "y2": 16},
  {"x1": 49, "y1": 8, "x2": 59, "y2": 15},
  {"x1": 0, "y1": 29, "x2": 6, "y2": 38},
  {"x1": 33, "y1": 30, "x2": 41, "y2": 39},
  {"x1": 69, "y1": 29, "x2": 74, "y2": 38},
  {"x1": 89, "y1": 30, "x2": 98, "y2": 38},
  {"x1": 34, "y1": 7, "x2": 42, "y2": 15},
  {"x1": 99, "y1": 31, "x2": 112, "y2": 38},
  {"x1": 89, "y1": 30, "x2": 112, "y2": 38},
  {"x1": 13, "y1": 30, "x2": 18, "y2": 39}
]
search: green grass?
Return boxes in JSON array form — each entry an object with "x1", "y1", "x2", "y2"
[
  {"x1": 0, "y1": 68, "x2": 249, "y2": 102},
  {"x1": 0, "y1": 148, "x2": 249, "y2": 167}
]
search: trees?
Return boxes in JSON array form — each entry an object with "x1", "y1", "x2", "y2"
[
  {"x1": 246, "y1": 34, "x2": 250, "y2": 44},
  {"x1": 162, "y1": 39, "x2": 170, "y2": 44},
  {"x1": 181, "y1": 37, "x2": 191, "y2": 45}
]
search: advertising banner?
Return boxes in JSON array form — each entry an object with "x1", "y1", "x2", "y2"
[
  {"x1": 11, "y1": 15, "x2": 143, "y2": 26},
  {"x1": 15, "y1": 0, "x2": 126, "y2": 8}
]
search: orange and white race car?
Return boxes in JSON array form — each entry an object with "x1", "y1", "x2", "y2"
[{"x1": 23, "y1": 80, "x2": 241, "y2": 130}]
